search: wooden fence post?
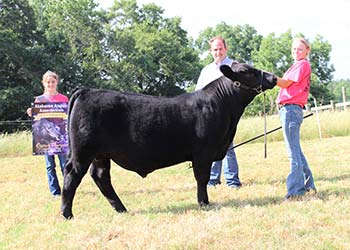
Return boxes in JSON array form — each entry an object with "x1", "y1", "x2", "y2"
[
  {"x1": 313, "y1": 98, "x2": 322, "y2": 139},
  {"x1": 269, "y1": 96, "x2": 275, "y2": 115},
  {"x1": 305, "y1": 104, "x2": 310, "y2": 112},
  {"x1": 330, "y1": 100, "x2": 335, "y2": 112},
  {"x1": 342, "y1": 87, "x2": 347, "y2": 111}
]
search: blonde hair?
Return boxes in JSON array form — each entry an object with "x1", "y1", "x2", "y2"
[
  {"x1": 42, "y1": 70, "x2": 59, "y2": 82},
  {"x1": 293, "y1": 37, "x2": 311, "y2": 56}
]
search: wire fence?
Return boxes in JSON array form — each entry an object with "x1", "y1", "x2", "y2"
[
  {"x1": 0, "y1": 120, "x2": 31, "y2": 124},
  {"x1": 0, "y1": 120, "x2": 32, "y2": 133}
]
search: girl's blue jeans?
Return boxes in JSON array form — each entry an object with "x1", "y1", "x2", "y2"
[
  {"x1": 279, "y1": 105, "x2": 316, "y2": 196},
  {"x1": 44, "y1": 153, "x2": 67, "y2": 195}
]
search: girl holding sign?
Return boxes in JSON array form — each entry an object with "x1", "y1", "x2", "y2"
[{"x1": 27, "y1": 70, "x2": 68, "y2": 197}]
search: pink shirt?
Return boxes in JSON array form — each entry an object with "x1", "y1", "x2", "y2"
[
  {"x1": 35, "y1": 93, "x2": 68, "y2": 103},
  {"x1": 276, "y1": 59, "x2": 311, "y2": 106}
]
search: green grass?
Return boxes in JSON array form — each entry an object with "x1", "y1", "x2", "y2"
[
  {"x1": 0, "y1": 131, "x2": 32, "y2": 157},
  {"x1": 1, "y1": 111, "x2": 350, "y2": 249},
  {"x1": 235, "y1": 110, "x2": 350, "y2": 144}
]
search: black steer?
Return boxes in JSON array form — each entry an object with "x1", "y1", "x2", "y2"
[{"x1": 61, "y1": 63, "x2": 277, "y2": 219}]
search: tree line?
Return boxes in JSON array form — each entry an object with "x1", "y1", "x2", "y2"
[{"x1": 1, "y1": 0, "x2": 349, "y2": 132}]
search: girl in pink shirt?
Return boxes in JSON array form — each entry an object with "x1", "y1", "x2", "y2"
[
  {"x1": 275, "y1": 37, "x2": 316, "y2": 201},
  {"x1": 276, "y1": 59, "x2": 311, "y2": 108},
  {"x1": 27, "y1": 71, "x2": 68, "y2": 196}
]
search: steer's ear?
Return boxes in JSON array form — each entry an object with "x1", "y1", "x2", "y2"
[{"x1": 220, "y1": 65, "x2": 235, "y2": 80}]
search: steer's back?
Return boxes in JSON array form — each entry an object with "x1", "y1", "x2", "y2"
[{"x1": 68, "y1": 88, "x2": 204, "y2": 173}]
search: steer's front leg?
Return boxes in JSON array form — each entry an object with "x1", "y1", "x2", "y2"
[
  {"x1": 197, "y1": 183, "x2": 209, "y2": 206},
  {"x1": 192, "y1": 160, "x2": 211, "y2": 205}
]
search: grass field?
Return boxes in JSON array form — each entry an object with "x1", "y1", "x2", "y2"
[{"x1": 1, "y1": 111, "x2": 350, "y2": 249}]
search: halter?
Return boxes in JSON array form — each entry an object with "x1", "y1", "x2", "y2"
[{"x1": 232, "y1": 70, "x2": 265, "y2": 94}]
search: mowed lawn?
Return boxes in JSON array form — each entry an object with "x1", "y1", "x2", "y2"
[{"x1": 1, "y1": 135, "x2": 350, "y2": 250}]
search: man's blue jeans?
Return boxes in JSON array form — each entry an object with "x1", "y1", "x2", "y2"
[
  {"x1": 280, "y1": 105, "x2": 316, "y2": 196},
  {"x1": 44, "y1": 153, "x2": 67, "y2": 195},
  {"x1": 208, "y1": 142, "x2": 241, "y2": 187}
]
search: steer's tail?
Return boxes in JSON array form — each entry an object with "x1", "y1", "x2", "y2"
[
  {"x1": 66, "y1": 88, "x2": 89, "y2": 159},
  {"x1": 67, "y1": 88, "x2": 87, "y2": 119}
]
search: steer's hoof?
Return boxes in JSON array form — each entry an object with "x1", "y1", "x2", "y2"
[
  {"x1": 61, "y1": 212, "x2": 74, "y2": 220},
  {"x1": 199, "y1": 201, "x2": 209, "y2": 206},
  {"x1": 115, "y1": 207, "x2": 127, "y2": 213},
  {"x1": 198, "y1": 201, "x2": 211, "y2": 211}
]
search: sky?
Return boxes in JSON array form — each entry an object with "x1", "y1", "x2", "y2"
[{"x1": 98, "y1": 0, "x2": 350, "y2": 80}]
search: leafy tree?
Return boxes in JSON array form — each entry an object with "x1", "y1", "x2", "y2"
[
  {"x1": 309, "y1": 35, "x2": 334, "y2": 83},
  {"x1": 327, "y1": 79, "x2": 350, "y2": 102},
  {"x1": 195, "y1": 23, "x2": 262, "y2": 66},
  {"x1": 29, "y1": 0, "x2": 107, "y2": 93},
  {"x1": 308, "y1": 35, "x2": 335, "y2": 104},
  {"x1": 252, "y1": 31, "x2": 293, "y2": 76},
  {"x1": 104, "y1": 0, "x2": 200, "y2": 96},
  {"x1": 0, "y1": 0, "x2": 45, "y2": 132}
]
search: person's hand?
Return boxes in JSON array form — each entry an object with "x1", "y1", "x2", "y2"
[{"x1": 26, "y1": 107, "x2": 32, "y2": 117}]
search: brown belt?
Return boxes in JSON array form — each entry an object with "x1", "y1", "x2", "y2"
[{"x1": 280, "y1": 103, "x2": 304, "y2": 109}]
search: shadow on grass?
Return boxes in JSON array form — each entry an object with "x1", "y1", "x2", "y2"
[
  {"x1": 76, "y1": 174, "x2": 350, "y2": 215},
  {"x1": 120, "y1": 185, "x2": 196, "y2": 196},
  {"x1": 133, "y1": 196, "x2": 285, "y2": 215},
  {"x1": 241, "y1": 173, "x2": 350, "y2": 187},
  {"x1": 132, "y1": 187, "x2": 350, "y2": 215},
  {"x1": 315, "y1": 173, "x2": 350, "y2": 183},
  {"x1": 316, "y1": 188, "x2": 350, "y2": 200}
]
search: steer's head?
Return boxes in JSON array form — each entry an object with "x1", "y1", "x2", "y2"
[{"x1": 220, "y1": 63, "x2": 277, "y2": 93}]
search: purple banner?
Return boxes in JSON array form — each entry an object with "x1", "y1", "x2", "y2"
[{"x1": 32, "y1": 102, "x2": 68, "y2": 155}]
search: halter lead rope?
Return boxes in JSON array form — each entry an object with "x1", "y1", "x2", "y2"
[
  {"x1": 263, "y1": 92, "x2": 267, "y2": 158},
  {"x1": 234, "y1": 70, "x2": 267, "y2": 157}
]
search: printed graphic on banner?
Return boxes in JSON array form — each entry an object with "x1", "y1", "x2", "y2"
[{"x1": 32, "y1": 102, "x2": 68, "y2": 155}]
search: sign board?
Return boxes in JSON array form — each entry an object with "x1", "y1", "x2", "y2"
[{"x1": 32, "y1": 102, "x2": 68, "y2": 155}]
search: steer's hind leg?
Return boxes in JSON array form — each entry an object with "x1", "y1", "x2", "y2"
[
  {"x1": 61, "y1": 158, "x2": 91, "y2": 219},
  {"x1": 90, "y1": 158, "x2": 127, "y2": 213}
]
